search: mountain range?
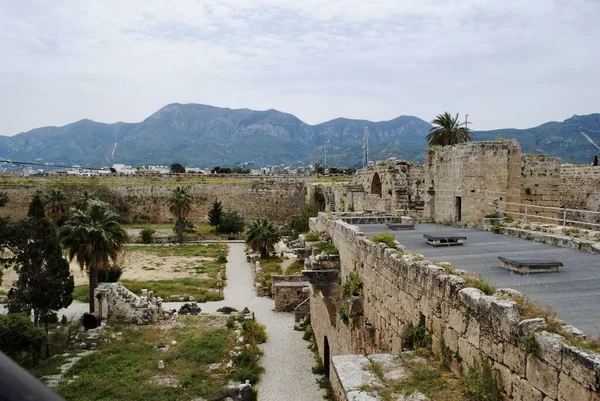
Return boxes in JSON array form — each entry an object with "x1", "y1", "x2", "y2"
[{"x1": 1, "y1": 104, "x2": 599, "y2": 168}]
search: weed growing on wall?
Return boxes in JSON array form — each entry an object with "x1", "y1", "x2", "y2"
[
  {"x1": 459, "y1": 357, "x2": 502, "y2": 401},
  {"x1": 370, "y1": 232, "x2": 396, "y2": 248}
]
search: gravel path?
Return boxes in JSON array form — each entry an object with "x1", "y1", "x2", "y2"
[{"x1": 222, "y1": 243, "x2": 325, "y2": 401}]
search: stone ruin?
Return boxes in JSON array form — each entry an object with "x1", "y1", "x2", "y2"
[{"x1": 94, "y1": 283, "x2": 163, "y2": 324}]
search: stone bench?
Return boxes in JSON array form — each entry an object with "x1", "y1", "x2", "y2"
[
  {"x1": 498, "y1": 257, "x2": 563, "y2": 274},
  {"x1": 386, "y1": 223, "x2": 415, "y2": 230},
  {"x1": 423, "y1": 234, "x2": 467, "y2": 246}
]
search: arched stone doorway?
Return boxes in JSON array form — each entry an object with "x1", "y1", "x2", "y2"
[
  {"x1": 324, "y1": 336, "x2": 330, "y2": 379},
  {"x1": 370, "y1": 173, "x2": 382, "y2": 197}
]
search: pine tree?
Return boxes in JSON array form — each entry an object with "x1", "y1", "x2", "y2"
[
  {"x1": 7, "y1": 195, "x2": 74, "y2": 328},
  {"x1": 208, "y1": 200, "x2": 223, "y2": 226}
]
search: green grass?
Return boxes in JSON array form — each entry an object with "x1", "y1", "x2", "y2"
[
  {"x1": 258, "y1": 257, "x2": 283, "y2": 277},
  {"x1": 126, "y1": 243, "x2": 228, "y2": 258},
  {"x1": 285, "y1": 260, "x2": 305, "y2": 275},
  {"x1": 122, "y1": 223, "x2": 173, "y2": 230},
  {"x1": 73, "y1": 278, "x2": 223, "y2": 303},
  {"x1": 370, "y1": 232, "x2": 396, "y2": 248},
  {"x1": 55, "y1": 316, "x2": 236, "y2": 401}
]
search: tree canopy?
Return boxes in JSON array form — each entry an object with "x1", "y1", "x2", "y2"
[
  {"x1": 60, "y1": 201, "x2": 127, "y2": 312},
  {"x1": 168, "y1": 186, "x2": 194, "y2": 244},
  {"x1": 426, "y1": 112, "x2": 472, "y2": 147},
  {"x1": 170, "y1": 163, "x2": 186, "y2": 174},
  {"x1": 208, "y1": 200, "x2": 223, "y2": 226},
  {"x1": 8, "y1": 194, "x2": 74, "y2": 326},
  {"x1": 43, "y1": 188, "x2": 70, "y2": 229},
  {"x1": 245, "y1": 218, "x2": 280, "y2": 258}
]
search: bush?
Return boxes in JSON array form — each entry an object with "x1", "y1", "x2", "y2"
[
  {"x1": 139, "y1": 227, "x2": 155, "y2": 244},
  {"x1": 465, "y1": 275, "x2": 496, "y2": 296},
  {"x1": 302, "y1": 231, "x2": 321, "y2": 242},
  {"x1": 217, "y1": 211, "x2": 245, "y2": 234},
  {"x1": 403, "y1": 322, "x2": 432, "y2": 350},
  {"x1": 232, "y1": 348, "x2": 265, "y2": 384},
  {"x1": 0, "y1": 314, "x2": 46, "y2": 366},
  {"x1": 341, "y1": 273, "x2": 363, "y2": 298},
  {"x1": 460, "y1": 357, "x2": 502, "y2": 401},
  {"x1": 370, "y1": 232, "x2": 396, "y2": 248},
  {"x1": 98, "y1": 265, "x2": 124, "y2": 283},
  {"x1": 216, "y1": 252, "x2": 227, "y2": 263},
  {"x1": 241, "y1": 320, "x2": 268, "y2": 344},
  {"x1": 314, "y1": 241, "x2": 339, "y2": 255}
]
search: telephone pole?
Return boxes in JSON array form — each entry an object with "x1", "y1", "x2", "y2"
[{"x1": 363, "y1": 125, "x2": 369, "y2": 168}]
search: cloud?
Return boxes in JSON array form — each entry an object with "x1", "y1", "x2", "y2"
[{"x1": 0, "y1": 0, "x2": 599, "y2": 134}]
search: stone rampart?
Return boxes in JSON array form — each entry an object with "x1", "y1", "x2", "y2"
[
  {"x1": 424, "y1": 140, "x2": 522, "y2": 225},
  {"x1": 560, "y1": 165, "x2": 600, "y2": 222},
  {"x1": 309, "y1": 213, "x2": 600, "y2": 401},
  {"x1": 0, "y1": 176, "x2": 305, "y2": 224},
  {"x1": 521, "y1": 155, "x2": 561, "y2": 220}
]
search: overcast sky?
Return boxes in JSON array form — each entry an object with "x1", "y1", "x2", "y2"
[{"x1": 1, "y1": 0, "x2": 599, "y2": 135}]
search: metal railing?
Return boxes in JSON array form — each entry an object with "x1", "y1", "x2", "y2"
[
  {"x1": 0, "y1": 351, "x2": 65, "y2": 401},
  {"x1": 493, "y1": 200, "x2": 600, "y2": 229}
]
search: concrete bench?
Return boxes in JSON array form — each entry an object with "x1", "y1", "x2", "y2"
[
  {"x1": 386, "y1": 223, "x2": 415, "y2": 230},
  {"x1": 498, "y1": 257, "x2": 563, "y2": 274},
  {"x1": 423, "y1": 234, "x2": 467, "y2": 246}
]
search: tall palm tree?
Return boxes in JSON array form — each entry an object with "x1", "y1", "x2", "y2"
[
  {"x1": 427, "y1": 112, "x2": 473, "y2": 147},
  {"x1": 168, "y1": 186, "x2": 193, "y2": 244},
  {"x1": 246, "y1": 218, "x2": 281, "y2": 259},
  {"x1": 60, "y1": 201, "x2": 128, "y2": 313},
  {"x1": 44, "y1": 188, "x2": 70, "y2": 229},
  {"x1": 72, "y1": 190, "x2": 94, "y2": 211}
]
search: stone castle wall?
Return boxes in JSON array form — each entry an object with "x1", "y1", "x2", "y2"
[
  {"x1": 560, "y1": 165, "x2": 600, "y2": 223},
  {"x1": 423, "y1": 140, "x2": 522, "y2": 225},
  {"x1": 0, "y1": 176, "x2": 305, "y2": 224},
  {"x1": 520, "y1": 155, "x2": 562, "y2": 220},
  {"x1": 309, "y1": 213, "x2": 600, "y2": 401}
]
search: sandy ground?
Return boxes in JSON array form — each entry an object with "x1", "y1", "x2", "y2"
[{"x1": 1, "y1": 249, "x2": 211, "y2": 292}]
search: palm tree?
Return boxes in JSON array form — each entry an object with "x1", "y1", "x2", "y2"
[
  {"x1": 246, "y1": 218, "x2": 281, "y2": 259},
  {"x1": 168, "y1": 186, "x2": 193, "y2": 244},
  {"x1": 44, "y1": 188, "x2": 70, "y2": 229},
  {"x1": 427, "y1": 112, "x2": 473, "y2": 147},
  {"x1": 60, "y1": 201, "x2": 128, "y2": 313},
  {"x1": 72, "y1": 190, "x2": 94, "y2": 211}
]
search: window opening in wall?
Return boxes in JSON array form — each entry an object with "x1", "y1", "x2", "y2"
[
  {"x1": 370, "y1": 173, "x2": 382, "y2": 197},
  {"x1": 455, "y1": 196, "x2": 462, "y2": 222}
]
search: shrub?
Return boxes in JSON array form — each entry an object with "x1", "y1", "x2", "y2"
[
  {"x1": 98, "y1": 265, "x2": 124, "y2": 283},
  {"x1": 139, "y1": 227, "x2": 155, "y2": 244},
  {"x1": 232, "y1": 348, "x2": 265, "y2": 384},
  {"x1": 341, "y1": 273, "x2": 363, "y2": 298},
  {"x1": 0, "y1": 314, "x2": 46, "y2": 366},
  {"x1": 491, "y1": 224, "x2": 503, "y2": 234},
  {"x1": 314, "y1": 241, "x2": 339, "y2": 255},
  {"x1": 241, "y1": 320, "x2": 268, "y2": 344},
  {"x1": 302, "y1": 231, "x2": 321, "y2": 242},
  {"x1": 370, "y1": 232, "x2": 396, "y2": 248},
  {"x1": 465, "y1": 275, "x2": 496, "y2": 295},
  {"x1": 217, "y1": 211, "x2": 245, "y2": 234},
  {"x1": 403, "y1": 322, "x2": 432, "y2": 350},
  {"x1": 216, "y1": 252, "x2": 228, "y2": 263},
  {"x1": 525, "y1": 187, "x2": 532, "y2": 195},
  {"x1": 460, "y1": 357, "x2": 502, "y2": 401}
]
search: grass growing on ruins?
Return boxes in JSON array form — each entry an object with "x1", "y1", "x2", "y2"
[
  {"x1": 54, "y1": 316, "x2": 239, "y2": 401},
  {"x1": 464, "y1": 275, "x2": 496, "y2": 296},
  {"x1": 126, "y1": 243, "x2": 228, "y2": 259},
  {"x1": 302, "y1": 231, "x2": 322, "y2": 242},
  {"x1": 314, "y1": 241, "x2": 339, "y2": 255},
  {"x1": 285, "y1": 260, "x2": 305, "y2": 275},
  {"x1": 72, "y1": 278, "x2": 223, "y2": 303},
  {"x1": 369, "y1": 232, "x2": 396, "y2": 248}
]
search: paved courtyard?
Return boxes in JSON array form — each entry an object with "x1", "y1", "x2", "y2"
[{"x1": 358, "y1": 223, "x2": 600, "y2": 336}]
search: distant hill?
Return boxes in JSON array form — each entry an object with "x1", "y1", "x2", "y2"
[{"x1": 0, "y1": 104, "x2": 598, "y2": 167}]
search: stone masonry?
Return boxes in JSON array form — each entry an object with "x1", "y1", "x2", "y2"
[{"x1": 309, "y1": 213, "x2": 600, "y2": 401}]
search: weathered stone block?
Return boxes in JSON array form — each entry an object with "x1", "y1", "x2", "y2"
[
  {"x1": 504, "y1": 343, "x2": 527, "y2": 377},
  {"x1": 512, "y1": 374, "x2": 544, "y2": 401},
  {"x1": 526, "y1": 354, "x2": 559, "y2": 399},
  {"x1": 494, "y1": 362, "x2": 514, "y2": 397},
  {"x1": 443, "y1": 326, "x2": 459, "y2": 352},
  {"x1": 561, "y1": 345, "x2": 600, "y2": 390},
  {"x1": 448, "y1": 308, "x2": 467, "y2": 334},
  {"x1": 557, "y1": 372, "x2": 592, "y2": 401},
  {"x1": 533, "y1": 331, "x2": 565, "y2": 370},
  {"x1": 466, "y1": 317, "x2": 481, "y2": 348}
]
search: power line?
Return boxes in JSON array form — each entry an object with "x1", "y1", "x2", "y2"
[{"x1": 0, "y1": 158, "x2": 111, "y2": 171}]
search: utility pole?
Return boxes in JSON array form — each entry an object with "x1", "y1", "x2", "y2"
[
  {"x1": 324, "y1": 138, "x2": 328, "y2": 171},
  {"x1": 363, "y1": 125, "x2": 369, "y2": 168},
  {"x1": 465, "y1": 114, "x2": 469, "y2": 130}
]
